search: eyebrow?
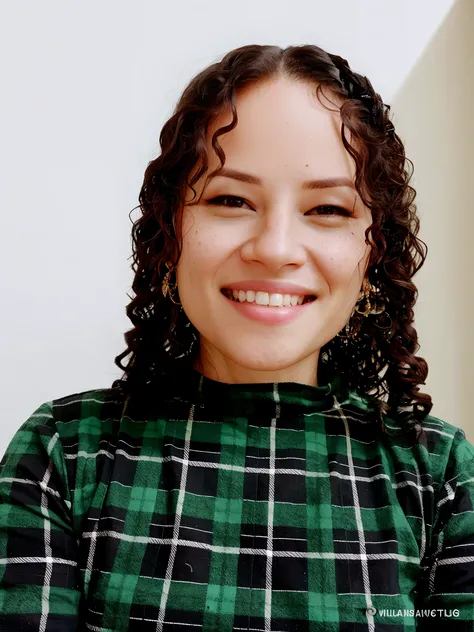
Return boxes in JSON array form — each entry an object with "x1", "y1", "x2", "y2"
[{"x1": 208, "y1": 168, "x2": 356, "y2": 191}]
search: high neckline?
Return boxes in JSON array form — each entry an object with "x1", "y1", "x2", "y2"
[{"x1": 162, "y1": 362, "x2": 350, "y2": 417}]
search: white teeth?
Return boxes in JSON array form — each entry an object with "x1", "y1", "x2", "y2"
[
  {"x1": 227, "y1": 289, "x2": 309, "y2": 306},
  {"x1": 256, "y1": 291, "x2": 270, "y2": 306},
  {"x1": 269, "y1": 293, "x2": 283, "y2": 306}
]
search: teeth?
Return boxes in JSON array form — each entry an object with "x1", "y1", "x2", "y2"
[{"x1": 229, "y1": 289, "x2": 307, "y2": 306}]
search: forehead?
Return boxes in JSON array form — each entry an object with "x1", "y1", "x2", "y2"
[{"x1": 205, "y1": 78, "x2": 355, "y2": 180}]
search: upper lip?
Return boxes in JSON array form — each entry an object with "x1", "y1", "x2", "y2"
[{"x1": 222, "y1": 280, "x2": 317, "y2": 296}]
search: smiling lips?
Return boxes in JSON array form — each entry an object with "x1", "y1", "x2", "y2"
[
  {"x1": 221, "y1": 287, "x2": 317, "y2": 325},
  {"x1": 221, "y1": 280, "x2": 318, "y2": 297}
]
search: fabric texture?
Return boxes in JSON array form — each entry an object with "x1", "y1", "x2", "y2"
[{"x1": 1, "y1": 364, "x2": 474, "y2": 631}]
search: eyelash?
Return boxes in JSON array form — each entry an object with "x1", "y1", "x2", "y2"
[{"x1": 206, "y1": 195, "x2": 353, "y2": 217}]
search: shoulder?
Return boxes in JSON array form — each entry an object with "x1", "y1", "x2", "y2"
[
  {"x1": 379, "y1": 399, "x2": 473, "y2": 458},
  {"x1": 383, "y1": 407, "x2": 474, "y2": 493},
  {"x1": 423, "y1": 415, "x2": 474, "y2": 509},
  {"x1": 419, "y1": 413, "x2": 474, "y2": 474},
  {"x1": 1, "y1": 387, "x2": 126, "y2": 464},
  {"x1": 0, "y1": 387, "x2": 128, "y2": 533},
  {"x1": 364, "y1": 395, "x2": 474, "y2": 495},
  {"x1": 44, "y1": 387, "x2": 128, "y2": 456},
  {"x1": 49, "y1": 386, "x2": 126, "y2": 427}
]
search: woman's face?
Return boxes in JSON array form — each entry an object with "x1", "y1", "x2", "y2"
[{"x1": 176, "y1": 77, "x2": 373, "y2": 385}]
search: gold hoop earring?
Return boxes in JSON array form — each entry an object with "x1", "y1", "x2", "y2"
[{"x1": 336, "y1": 281, "x2": 387, "y2": 340}]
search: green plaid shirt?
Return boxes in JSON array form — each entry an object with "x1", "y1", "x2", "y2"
[{"x1": 1, "y1": 365, "x2": 474, "y2": 631}]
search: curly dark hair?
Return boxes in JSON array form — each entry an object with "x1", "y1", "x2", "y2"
[{"x1": 112, "y1": 43, "x2": 432, "y2": 435}]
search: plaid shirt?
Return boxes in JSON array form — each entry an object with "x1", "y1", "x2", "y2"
[{"x1": 1, "y1": 365, "x2": 474, "y2": 631}]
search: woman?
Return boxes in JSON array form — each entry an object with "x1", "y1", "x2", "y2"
[{"x1": 1, "y1": 44, "x2": 473, "y2": 631}]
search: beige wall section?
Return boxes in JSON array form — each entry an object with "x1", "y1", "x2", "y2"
[{"x1": 391, "y1": 0, "x2": 473, "y2": 441}]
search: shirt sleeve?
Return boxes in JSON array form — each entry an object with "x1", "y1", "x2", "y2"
[
  {"x1": 415, "y1": 427, "x2": 474, "y2": 629},
  {"x1": 0, "y1": 401, "x2": 81, "y2": 630}
]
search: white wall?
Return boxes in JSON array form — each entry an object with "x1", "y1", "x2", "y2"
[
  {"x1": 392, "y1": 0, "x2": 473, "y2": 441},
  {"x1": 0, "y1": 0, "x2": 456, "y2": 454}
]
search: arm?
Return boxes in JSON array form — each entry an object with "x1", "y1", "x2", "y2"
[
  {"x1": 415, "y1": 428, "x2": 474, "y2": 629},
  {"x1": 0, "y1": 401, "x2": 81, "y2": 630}
]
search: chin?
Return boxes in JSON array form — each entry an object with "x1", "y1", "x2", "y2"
[{"x1": 225, "y1": 347, "x2": 303, "y2": 372}]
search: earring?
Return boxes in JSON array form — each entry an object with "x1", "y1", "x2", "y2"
[
  {"x1": 161, "y1": 263, "x2": 181, "y2": 306},
  {"x1": 354, "y1": 281, "x2": 386, "y2": 317},
  {"x1": 336, "y1": 280, "x2": 387, "y2": 340}
]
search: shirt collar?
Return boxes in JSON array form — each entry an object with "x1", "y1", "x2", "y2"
[{"x1": 162, "y1": 363, "x2": 350, "y2": 418}]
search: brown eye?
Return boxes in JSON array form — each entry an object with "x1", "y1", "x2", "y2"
[
  {"x1": 207, "y1": 195, "x2": 250, "y2": 209},
  {"x1": 309, "y1": 205, "x2": 352, "y2": 217}
]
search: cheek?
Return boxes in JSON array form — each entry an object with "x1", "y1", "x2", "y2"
[
  {"x1": 182, "y1": 207, "x2": 242, "y2": 259},
  {"x1": 316, "y1": 234, "x2": 370, "y2": 286},
  {"x1": 178, "y1": 222, "x2": 225, "y2": 286}
]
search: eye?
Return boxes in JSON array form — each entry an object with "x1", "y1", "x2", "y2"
[
  {"x1": 206, "y1": 195, "x2": 252, "y2": 209},
  {"x1": 308, "y1": 205, "x2": 353, "y2": 217},
  {"x1": 206, "y1": 196, "x2": 353, "y2": 217}
]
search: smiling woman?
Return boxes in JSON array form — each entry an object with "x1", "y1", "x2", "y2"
[
  {"x1": 1, "y1": 43, "x2": 474, "y2": 631},
  {"x1": 174, "y1": 77, "x2": 372, "y2": 384}
]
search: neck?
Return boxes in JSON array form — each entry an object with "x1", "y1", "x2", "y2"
[{"x1": 193, "y1": 350, "x2": 320, "y2": 386}]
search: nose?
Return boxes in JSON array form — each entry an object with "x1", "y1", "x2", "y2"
[{"x1": 241, "y1": 209, "x2": 307, "y2": 270}]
